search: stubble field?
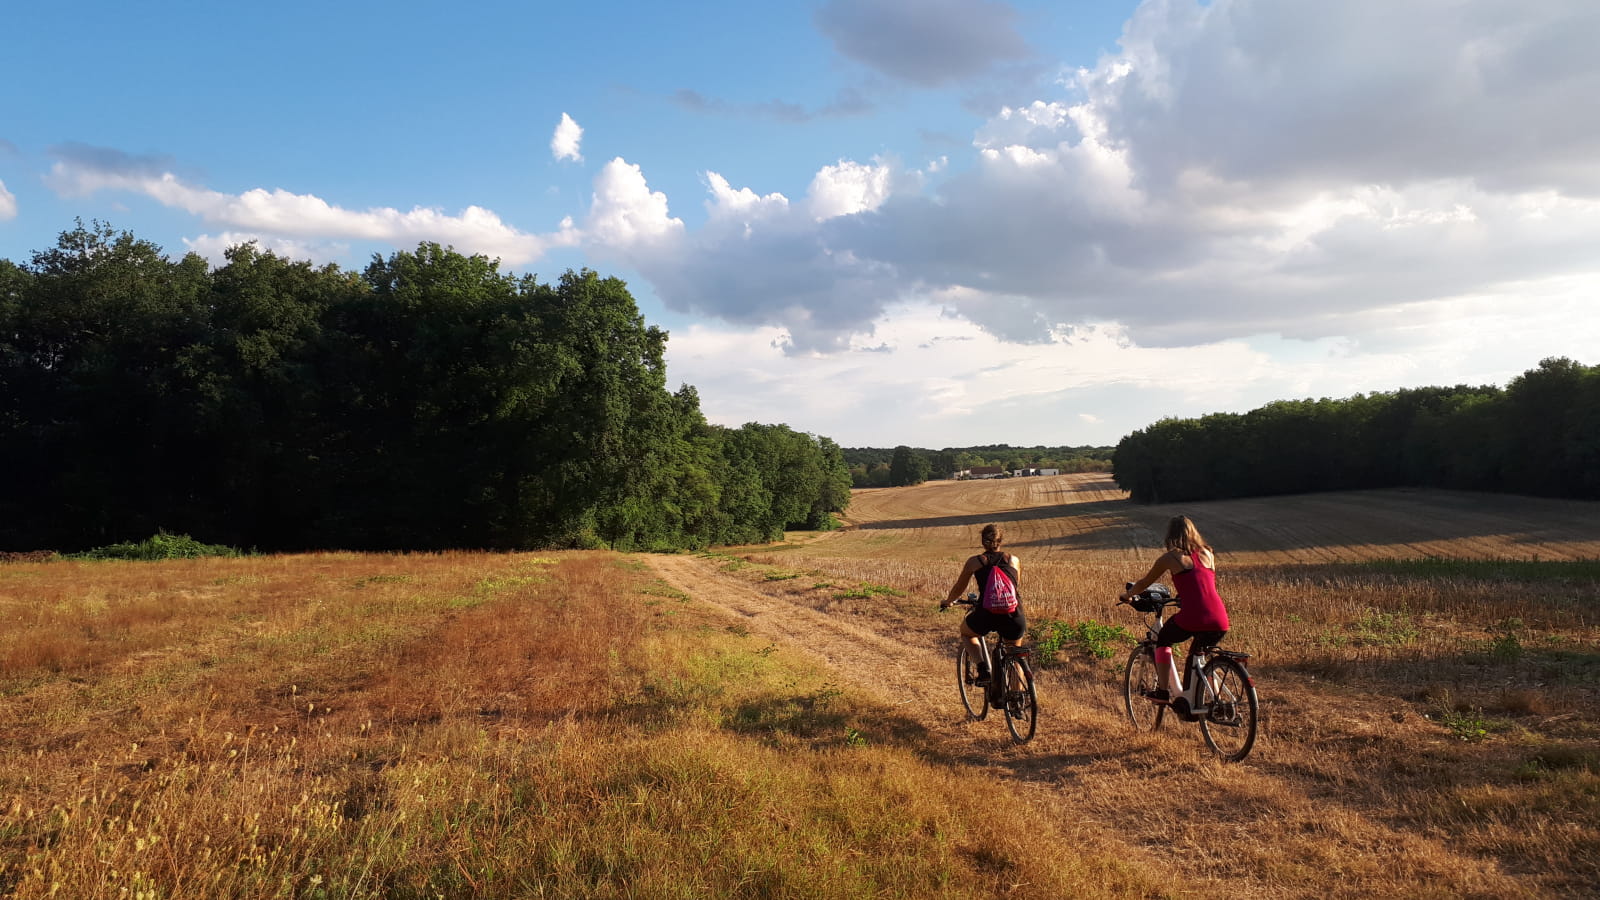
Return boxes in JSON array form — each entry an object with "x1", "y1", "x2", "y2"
[
  {"x1": 2, "y1": 473, "x2": 1597, "y2": 898},
  {"x1": 710, "y1": 473, "x2": 1600, "y2": 897}
]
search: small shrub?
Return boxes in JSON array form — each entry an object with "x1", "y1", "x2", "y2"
[
  {"x1": 71, "y1": 532, "x2": 242, "y2": 561},
  {"x1": 1489, "y1": 618, "x2": 1525, "y2": 661},
  {"x1": 1434, "y1": 706, "x2": 1490, "y2": 742},
  {"x1": 1425, "y1": 694, "x2": 1509, "y2": 743},
  {"x1": 1029, "y1": 618, "x2": 1134, "y2": 665}
]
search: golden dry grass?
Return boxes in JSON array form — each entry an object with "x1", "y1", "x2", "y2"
[
  {"x1": 718, "y1": 474, "x2": 1600, "y2": 898},
  {"x1": 4, "y1": 476, "x2": 1597, "y2": 898},
  {"x1": 0, "y1": 550, "x2": 1165, "y2": 898}
]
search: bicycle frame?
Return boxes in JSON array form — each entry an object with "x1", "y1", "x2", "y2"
[
  {"x1": 950, "y1": 596, "x2": 1037, "y2": 742},
  {"x1": 1121, "y1": 583, "x2": 1259, "y2": 761},
  {"x1": 1133, "y1": 595, "x2": 1224, "y2": 707}
]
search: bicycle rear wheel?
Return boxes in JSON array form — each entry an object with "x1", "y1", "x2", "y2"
[
  {"x1": 957, "y1": 643, "x2": 989, "y2": 720},
  {"x1": 1002, "y1": 656, "x2": 1037, "y2": 743},
  {"x1": 1123, "y1": 644, "x2": 1165, "y2": 732},
  {"x1": 1198, "y1": 656, "x2": 1258, "y2": 761}
]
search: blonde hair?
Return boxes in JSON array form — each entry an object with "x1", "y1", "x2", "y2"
[{"x1": 1163, "y1": 515, "x2": 1210, "y2": 555}]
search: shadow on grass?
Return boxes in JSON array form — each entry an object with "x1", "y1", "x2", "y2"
[{"x1": 856, "y1": 498, "x2": 1140, "y2": 534}]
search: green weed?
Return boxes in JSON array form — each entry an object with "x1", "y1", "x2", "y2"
[
  {"x1": 1426, "y1": 696, "x2": 1511, "y2": 743},
  {"x1": 70, "y1": 531, "x2": 242, "y2": 560},
  {"x1": 832, "y1": 583, "x2": 904, "y2": 600},
  {"x1": 1489, "y1": 618, "x2": 1525, "y2": 661},
  {"x1": 1319, "y1": 608, "x2": 1419, "y2": 648},
  {"x1": 1030, "y1": 618, "x2": 1134, "y2": 664},
  {"x1": 1350, "y1": 556, "x2": 1600, "y2": 581}
]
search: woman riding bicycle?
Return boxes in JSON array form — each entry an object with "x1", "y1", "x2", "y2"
[
  {"x1": 940, "y1": 523, "x2": 1024, "y2": 684},
  {"x1": 1118, "y1": 515, "x2": 1229, "y2": 712}
]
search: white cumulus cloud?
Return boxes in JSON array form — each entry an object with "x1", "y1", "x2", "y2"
[
  {"x1": 44, "y1": 144, "x2": 576, "y2": 266},
  {"x1": 551, "y1": 112, "x2": 584, "y2": 162},
  {"x1": 0, "y1": 179, "x2": 15, "y2": 220}
]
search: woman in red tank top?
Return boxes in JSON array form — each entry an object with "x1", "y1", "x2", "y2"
[{"x1": 1118, "y1": 516, "x2": 1230, "y2": 711}]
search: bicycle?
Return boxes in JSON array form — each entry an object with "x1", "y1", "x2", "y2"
[
  {"x1": 1118, "y1": 582, "x2": 1259, "y2": 761},
  {"x1": 946, "y1": 595, "x2": 1037, "y2": 743}
]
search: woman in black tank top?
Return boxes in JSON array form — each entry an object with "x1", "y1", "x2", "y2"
[{"x1": 940, "y1": 523, "x2": 1027, "y2": 678}]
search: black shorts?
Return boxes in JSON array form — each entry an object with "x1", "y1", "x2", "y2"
[
  {"x1": 1155, "y1": 620, "x2": 1226, "y2": 650},
  {"x1": 965, "y1": 607, "x2": 1027, "y2": 642}
]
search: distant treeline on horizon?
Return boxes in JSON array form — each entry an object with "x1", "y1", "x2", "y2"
[
  {"x1": 844, "y1": 445, "x2": 1113, "y2": 488},
  {"x1": 1112, "y1": 357, "x2": 1600, "y2": 504},
  {"x1": 0, "y1": 222, "x2": 851, "y2": 553}
]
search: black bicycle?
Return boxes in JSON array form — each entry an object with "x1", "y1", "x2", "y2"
[
  {"x1": 1119, "y1": 583, "x2": 1258, "y2": 762},
  {"x1": 947, "y1": 595, "x2": 1037, "y2": 743}
]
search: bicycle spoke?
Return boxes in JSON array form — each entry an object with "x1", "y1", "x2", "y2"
[
  {"x1": 1123, "y1": 645, "x2": 1165, "y2": 732},
  {"x1": 1003, "y1": 657, "x2": 1037, "y2": 743},
  {"x1": 1199, "y1": 657, "x2": 1258, "y2": 761},
  {"x1": 957, "y1": 643, "x2": 988, "y2": 720}
]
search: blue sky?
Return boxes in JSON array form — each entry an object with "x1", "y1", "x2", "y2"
[{"x1": 4, "y1": 0, "x2": 1598, "y2": 449}]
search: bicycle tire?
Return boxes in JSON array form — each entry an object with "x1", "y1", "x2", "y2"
[
  {"x1": 957, "y1": 643, "x2": 989, "y2": 720},
  {"x1": 1123, "y1": 644, "x2": 1165, "y2": 732},
  {"x1": 1198, "y1": 656, "x2": 1258, "y2": 762},
  {"x1": 1002, "y1": 656, "x2": 1037, "y2": 743}
]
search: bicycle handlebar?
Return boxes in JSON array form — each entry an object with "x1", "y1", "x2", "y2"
[{"x1": 1118, "y1": 581, "x2": 1180, "y2": 613}]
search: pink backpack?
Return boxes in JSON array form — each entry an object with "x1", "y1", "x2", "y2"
[{"x1": 980, "y1": 555, "x2": 1018, "y2": 613}]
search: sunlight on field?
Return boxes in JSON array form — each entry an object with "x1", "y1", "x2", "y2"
[
  {"x1": 3, "y1": 479, "x2": 1598, "y2": 898},
  {"x1": 0, "y1": 552, "x2": 1155, "y2": 899},
  {"x1": 734, "y1": 474, "x2": 1600, "y2": 895}
]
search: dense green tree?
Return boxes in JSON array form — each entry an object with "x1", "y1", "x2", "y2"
[
  {"x1": 1, "y1": 221, "x2": 213, "y2": 547},
  {"x1": 0, "y1": 225, "x2": 853, "y2": 552},
  {"x1": 1114, "y1": 359, "x2": 1600, "y2": 504},
  {"x1": 888, "y1": 445, "x2": 930, "y2": 486}
]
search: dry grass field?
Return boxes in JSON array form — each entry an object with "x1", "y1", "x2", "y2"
[
  {"x1": 708, "y1": 474, "x2": 1600, "y2": 898},
  {"x1": 2, "y1": 474, "x2": 1597, "y2": 898}
]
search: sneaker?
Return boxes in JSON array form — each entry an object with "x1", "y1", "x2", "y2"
[
  {"x1": 1141, "y1": 688, "x2": 1170, "y2": 703},
  {"x1": 974, "y1": 668, "x2": 992, "y2": 685}
]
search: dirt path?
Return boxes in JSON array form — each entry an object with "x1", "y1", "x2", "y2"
[
  {"x1": 643, "y1": 553, "x2": 1533, "y2": 899},
  {"x1": 645, "y1": 554, "x2": 989, "y2": 754}
]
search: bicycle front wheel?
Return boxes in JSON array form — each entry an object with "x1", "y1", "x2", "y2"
[
  {"x1": 1002, "y1": 656, "x2": 1037, "y2": 743},
  {"x1": 1123, "y1": 644, "x2": 1165, "y2": 732},
  {"x1": 957, "y1": 643, "x2": 989, "y2": 720},
  {"x1": 1198, "y1": 656, "x2": 1259, "y2": 762}
]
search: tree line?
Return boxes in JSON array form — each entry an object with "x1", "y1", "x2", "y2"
[
  {"x1": 845, "y1": 444, "x2": 1113, "y2": 488},
  {"x1": 1112, "y1": 358, "x2": 1600, "y2": 504},
  {"x1": 0, "y1": 222, "x2": 851, "y2": 552}
]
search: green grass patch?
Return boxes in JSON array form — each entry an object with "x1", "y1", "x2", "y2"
[
  {"x1": 640, "y1": 579, "x2": 692, "y2": 602},
  {"x1": 1318, "y1": 607, "x2": 1420, "y2": 648},
  {"x1": 1426, "y1": 693, "x2": 1514, "y2": 743},
  {"x1": 1029, "y1": 618, "x2": 1135, "y2": 665},
  {"x1": 69, "y1": 532, "x2": 243, "y2": 561},
  {"x1": 832, "y1": 583, "x2": 905, "y2": 600},
  {"x1": 1348, "y1": 556, "x2": 1600, "y2": 581}
]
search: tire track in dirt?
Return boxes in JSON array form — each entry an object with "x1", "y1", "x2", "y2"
[
  {"x1": 644, "y1": 554, "x2": 1006, "y2": 760},
  {"x1": 648, "y1": 493, "x2": 1549, "y2": 897}
]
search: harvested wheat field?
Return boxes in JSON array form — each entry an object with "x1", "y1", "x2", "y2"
[
  {"x1": 2, "y1": 475, "x2": 1598, "y2": 899},
  {"x1": 674, "y1": 473, "x2": 1600, "y2": 898}
]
